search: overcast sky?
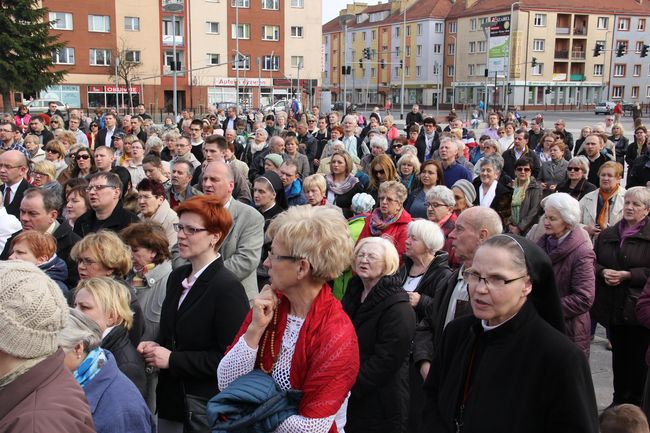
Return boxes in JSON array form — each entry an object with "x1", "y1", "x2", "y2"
[{"x1": 322, "y1": 0, "x2": 380, "y2": 24}]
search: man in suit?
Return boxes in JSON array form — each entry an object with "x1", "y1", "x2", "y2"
[
  {"x1": 0, "y1": 150, "x2": 30, "y2": 219},
  {"x1": 222, "y1": 106, "x2": 238, "y2": 132},
  {"x1": 95, "y1": 112, "x2": 122, "y2": 148}
]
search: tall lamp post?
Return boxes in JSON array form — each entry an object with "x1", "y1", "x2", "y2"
[
  {"x1": 505, "y1": 1, "x2": 520, "y2": 113},
  {"x1": 450, "y1": 35, "x2": 457, "y2": 108},
  {"x1": 163, "y1": 1, "x2": 184, "y2": 121},
  {"x1": 338, "y1": 14, "x2": 355, "y2": 111},
  {"x1": 400, "y1": 3, "x2": 406, "y2": 120}
]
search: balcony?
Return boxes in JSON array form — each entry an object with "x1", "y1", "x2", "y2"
[
  {"x1": 552, "y1": 73, "x2": 567, "y2": 81},
  {"x1": 570, "y1": 73, "x2": 585, "y2": 81},
  {"x1": 573, "y1": 27, "x2": 587, "y2": 36},
  {"x1": 162, "y1": 35, "x2": 184, "y2": 46},
  {"x1": 556, "y1": 27, "x2": 570, "y2": 35},
  {"x1": 571, "y1": 51, "x2": 586, "y2": 60},
  {"x1": 555, "y1": 50, "x2": 569, "y2": 59}
]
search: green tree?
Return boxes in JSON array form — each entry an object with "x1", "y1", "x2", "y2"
[{"x1": 0, "y1": 0, "x2": 67, "y2": 111}]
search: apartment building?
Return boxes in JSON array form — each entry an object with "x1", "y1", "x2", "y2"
[{"x1": 609, "y1": 15, "x2": 650, "y2": 102}]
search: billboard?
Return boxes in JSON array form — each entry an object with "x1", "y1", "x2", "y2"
[{"x1": 488, "y1": 15, "x2": 511, "y2": 75}]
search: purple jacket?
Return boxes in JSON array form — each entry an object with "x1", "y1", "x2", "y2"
[
  {"x1": 537, "y1": 227, "x2": 596, "y2": 356},
  {"x1": 635, "y1": 278, "x2": 650, "y2": 366}
]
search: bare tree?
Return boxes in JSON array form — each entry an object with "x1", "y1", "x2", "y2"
[{"x1": 110, "y1": 39, "x2": 142, "y2": 112}]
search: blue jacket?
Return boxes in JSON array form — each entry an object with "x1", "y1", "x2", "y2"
[
  {"x1": 207, "y1": 370, "x2": 302, "y2": 433},
  {"x1": 85, "y1": 351, "x2": 156, "y2": 433},
  {"x1": 285, "y1": 179, "x2": 307, "y2": 206},
  {"x1": 39, "y1": 255, "x2": 69, "y2": 297}
]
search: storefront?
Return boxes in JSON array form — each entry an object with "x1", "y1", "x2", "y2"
[
  {"x1": 40, "y1": 85, "x2": 81, "y2": 108},
  {"x1": 87, "y1": 85, "x2": 141, "y2": 109},
  {"x1": 208, "y1": 77, "x2": 271, "y2": 109}
]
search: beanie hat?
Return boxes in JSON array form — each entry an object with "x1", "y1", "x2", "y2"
[
  {"x1": 0, "y1": 261, "x2": 69, "y2": 359},
  {"x1": 264, "y1": 153, "x2": 284, "y2": 169},
  {"x1": 452, "y1": 179, "x2": 476, "y2": 207},
  {"x1": 351, "y1": 192, "x2": 376, "y2": 215}
]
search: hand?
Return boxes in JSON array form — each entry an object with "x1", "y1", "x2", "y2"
[
  {"x1": 540, "y1": 182, "x2": 547, "y2": 190},
  {"x1": 245, "y1": 285, "x2": 278, "y2": 348},
  {"x1": 137, "y1": 340, "x2": 159, "y2": 354},
  {"x1": 408, "y1": 292, "x2": 421, "y2": 307},
  {"x1": 548, "y1": 184, "x2": 557, "y2": 192},
  {"x1": 509, "y1": 225, "x2": 520, "y2": 235},
  {"x1": 420, "y1": 362, "x2": 431, "y2": 381},
  {"x1": 585, "y1": 224, "x2": 601, "y2": 236},
  {"x1": 602, "y1": 269, "x2": 631, "y2": 286},
  {"x1": 142, "y1": 345, "x2": 171, "y2": 369}
]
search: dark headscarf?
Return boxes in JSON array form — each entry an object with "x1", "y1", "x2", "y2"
[
  {"x1": 496, "y1": 234, "x2": 566, "y2": 334},
  {"x1": 256, "y1": 171, "x2": 288, "y2": 210}
]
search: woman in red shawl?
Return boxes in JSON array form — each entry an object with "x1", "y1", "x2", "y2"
[{"x1": 218, "y1": 205, "x2": 360, "y2": 433}]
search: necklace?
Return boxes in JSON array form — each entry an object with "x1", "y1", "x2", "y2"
[{"x1": 259, "y1": 305, "x2": 279, "y2": 374}]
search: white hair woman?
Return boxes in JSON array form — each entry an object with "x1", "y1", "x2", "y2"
[
  {"x1": 218, "y1": 205, "x2": 359, "y2": 433},
  {"x1": 556, "y1": 155, "x2": 597, "y2": 201},
  {"x1": 537, "y1": 193, "x2": 596, "y2": 357},
  {"x1": 342, "y1": 237, "x2": 416, "y2": 433},
  {"x1": 426, "y1": 185, "x2": 459, "y2": 268}
]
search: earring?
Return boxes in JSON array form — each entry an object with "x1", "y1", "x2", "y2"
[{"x1": 77, "y1": 353, "x2": 81, "y2": 360}]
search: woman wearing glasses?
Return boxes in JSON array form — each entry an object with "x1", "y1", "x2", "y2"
[
  {"x1": 44, "y1": 140, "x2": 68, "y2": 178},
  {"x1": 556, "y1": 156, "x2": 597, "y2": 201},
  {"x1": 138, "y1": 195, "x2": 249, "y2": 433},
  {"x1": 367, "y1": 154, "x2": 399, "y2": 203},
  {"x1": 507, "y1": 156, "x2": 542, "y2": 236},
  {"x1": 87, "y1": 122, "x2": 100, "y2": 150},
  {"x1": 32, "y1": 160, "x2": 63, "y2": 196},
  {"x1": 423, "y1": 235, "x2": 599, "y2": 433},
  {"x1": 58, "y1": 147, "x2": 97, "y2": 183}
]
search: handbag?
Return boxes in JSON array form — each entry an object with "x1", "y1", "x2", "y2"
[{"x1": 183, "y1": 387, "x2": 210, "y2": 433}]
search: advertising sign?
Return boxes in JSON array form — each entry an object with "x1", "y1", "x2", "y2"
[{"x1": 488, "y1": 15, "x2": 511, "y2": 75}]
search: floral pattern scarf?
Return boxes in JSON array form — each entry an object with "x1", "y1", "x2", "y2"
[
  {"x1": 369, "y1": 207, "x2": 403, "y2": 236},
  {"x1": 510, "y1": 178, "x2": 530, "y2": 225}
]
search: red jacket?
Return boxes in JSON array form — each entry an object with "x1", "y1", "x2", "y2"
[{"x1": 358, "y1": 209, "x2": 413, "y2": 261}]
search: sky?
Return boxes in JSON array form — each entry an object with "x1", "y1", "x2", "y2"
[{"x1": 322, "y1": 0, "x2": 380, "y2": 24}]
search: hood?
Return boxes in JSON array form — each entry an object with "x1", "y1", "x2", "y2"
[{"x1": 39, "y1": 255, "x2": 68, "y2": 282}]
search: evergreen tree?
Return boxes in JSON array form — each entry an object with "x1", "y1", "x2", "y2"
[{"x1": 0, "y1": 0, "x2": 67, "y2": 110}]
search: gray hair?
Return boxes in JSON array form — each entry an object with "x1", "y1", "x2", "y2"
[
  {"x1": 145, "y1": 136, "x2": 163, "y2": 153},
  {"x1": 541, "y1": 193, "x2": 581, "y2": 228},
  {"x1": 426, "y1": 185, "x2": 456, "y2": 207},
  {"x1": 483, "y1": 138, "x2": 501, "y2": 153},
  {"x1": 369, "y1": 135, "x2": 388, "y2": 151},
  {"x1": 478, "y1": 154, "x2": 504, "y2": 174},
  {"x1": 23, "y1": 187, "x2": 62, "y2": 212},
  {"x1": 171, "y1": 159, "x2": 195, "y2": 177},
  {"x1": 568, "y1": 156, "x2": 589, "y2": 178},
  {"x1": 625, "y1": 186, "x2": 650, "y2": 209},
  {"x1": 58, "y1": 308, "x2": 102, "y2": 354},
  {"x1": 162, "y1": 130, "x2": 181, "y2": 141},
  {"x1": 255, "y1": 128, "x2": 269, "y2": 139},
  {"x1": 379, "y1": 180, "x2": 408, "y2": 204},
  {"x1": 407, "y1": 219, "x2": 444, "y2": 252}
]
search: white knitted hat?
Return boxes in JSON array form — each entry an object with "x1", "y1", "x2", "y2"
[{"x1": 0, "y1": 261, "x2": 69, "y2": 358}]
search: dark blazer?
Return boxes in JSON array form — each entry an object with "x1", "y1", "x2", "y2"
[
  {"x1": 0, "y1": 179, "x2": 30, "y2": 219},
  {"x1": 501, "y1": 147, "x2": 541, "y2": 179},
  {"x1": 156, "y1": 257, "x2": 249, "y2": 423},
  {"x1": 73, "y1": 204, "x2": 140, "y2": 237},
  {"x1": 472, "y1": 179, "x2": 513, "y2": 228},
  {"x1": 101, "y1": 325, "x2": 147, "y2": 398},
  {"x1": 95, "y1": 127, "x2": 123, "y2": 149}
]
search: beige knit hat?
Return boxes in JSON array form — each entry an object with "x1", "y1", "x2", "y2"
[{"x1": 0, "y1": 261, "x2": 69, "y2": 359}]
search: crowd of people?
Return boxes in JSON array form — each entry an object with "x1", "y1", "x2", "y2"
[{"x1": 1, "y1": 101, "x2": 650, "y2": 433}]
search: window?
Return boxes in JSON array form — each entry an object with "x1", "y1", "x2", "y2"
[
  {"x1": 593, "y1": 64, "x2": 604, "y2": 76},
  {"x1": 478, "y1": 41, "x2": 486, "y2": 52},
  {"x1": 262, "y1": 25, "x2": 280, "y2": 41},
  {"x1": 479, "y1": 17, "x2": 487, "y2": 26},
  {"x1": 371, "y1": 67, "x2": 376, "y2": 77},
  {"x1": 433, "y1": 63, "x2": 440, "y2": 75},
  {"x1": 448, "y1": 43, "x2": 455, "y2": 55},
  {"x1": 164, "y1": 51, "x2": 183, "y2": 72},
  {"x1": 618, "y1": 18, "x2": 630, "y2": 31},
  {"x1": 394, "y1": 66, "x2": 399, "y2": 76},
  {"x1": 372, "y1": 30, "x2": 376, "y2": 40},
  {"x1": 447, "y1": 65, "x2": 454, "y2": 77},
  {"x1": 362, "y1": 32, "x2": 366, "y2": 41},
  {"x1": 637, "y1": 41, "x2": 644, "y2": 53},
  {"x1": 207, "y1": 53, "x2": 220, "y2": 65},
  {"x1": 49, "y1": 12, "x2": 73, "y2": 30},
  {"x1": 231, "y1": 0, "x2": 249, "y2": 6},
  {"x1": 291, "y1": 56, "x2": 304, "y2": 67},
  {"x1": 416, "y1": 65, "x2": 422, "y2": 77},
  {"x1": 406, "y1": 25, "x2": 411, "y2": 36},
  {"x1": 612, "y1": 86, "x2": 624, "y2": 99},
  {"x1": 434, "y1": 22, "x2": 443, "y2": 33},
  {"x1": 533, "y1": 39, "x2": 545, "y2": 51},
  {"x1": 231, "y1": 24, "x2": 250, "y2": 39},
  {"x1": 533, "y1": 14, "x2": 546, "y2": 27},
  {"x1": 647, "y1": 86, "x2": 650, "y2": 97},
  {"x1": 395, "y1": 47, "x2": 400, "y2": 57},
  {"x1": 261, "y1": 0, "x2": 279, "y2": 10},
  {"x1": 206, "y1": 21, "x2": 219, "y2": 34},
  {"x1": 617, "y1": 40, "x2": 629, "y2": 54},
  {"x1": 469, "y1": 41, "x2": 476, "y2": 53},
  {"x1": 290, "y1": 0, "x2": 303, "y2": 7},
  {"x1": 416, "y1": 45, "x2": 422, "y2": 56},
  {"x1": 262, "y1": 55, "x2": 279, "y2": 70},
  {"x1": 124, "y1": 16, "x2": 140, "y2": 31},
  {"x1": 232, "y1": 53, "x2": 250, "y2": 70},
  {"x1": 395, "y1": 27, "x2": 400, "y2": 37},
  {"x1": 639, "y1": 19, "x2": 646, "y2": 31},
  {"x1": 614, "y1": 64, "x2": 626, "y2": 77},
  {"x1": 352, "y1": 32, "x2": 356, "y2": 42},
  {"x1": 406, "y1": 46, "x2": 411, "y2": 57},
  {"x1": 417, "y1": 23, "x2": 422, "y2": 35},
  {"x1": 125, "y1": 50, "x2": 141, "y2": 63},
  {"x1": 468, "y1": 64, "x2": 475, "y2": 76},
  {"x1": 634, "y1": 64, "x2": 641, "y2": 76},
  {"x1": 597, "y1": 17, "x2": 609, "y2": 29},
  {"x1": 163, "y1": 19, "x2": 182, "y2": 37},
  {"x1": 290, "y1": 26, "x2": 303, "y2": 37},
  {"x1": 52, "y1": 47, "x2": 74, "y2": 64},
  {"x1": 449, "y1": 22, "x2": 457, "y2": 33},
  {"x1": 405, "y1": 66, "x2": 410, "y2": 76},
  {"x1": 532, "y1": 63, "x2": 543, "y2": 75},
  {"x1": 433, "y1": 44, "x2": 441, "y2": 53},
  {"x1": 88, "y1": 15, "x2": 110, "y2": 32},
  {"x1": 89, "y1": 49, "x2": 111, "y2": 66},
  {"x1": 470, "y1": 18, "x2": 477, "y2": 31},
  {"x1": 632, "y1": 86, "x2": 639, "y2": 98}
]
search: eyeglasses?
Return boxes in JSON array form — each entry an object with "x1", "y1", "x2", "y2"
[
  {"x1": 355, "y1": 252, "x2": 381, "y2": 262},
  {"x1": 268, "y1": 251, "x2": 303, "y2": 262},
  {"x1": 45, "y1": 149, "x2": 59, "y2": 154},
  {"x1": 77, "y1": 257, "x2": 97, "y2": 267},
  {"x1": 85, "y1": 184, "x2": 116, "y2": 192},
  {"x1": 0, "y1": 163, "x2": 24, "y2": 170},
  {"x1": 173, "y1": 223, "x2": 208, "y2": 235},
  {"x1": 393, "y1": 144, "x2": 403, "y2": 148},
  {"x1": 373, "y1": 169, "x2": 386, "y2": 175},
  {"x1": 427, "y1": 201, "x2": 448, "y2": 208},
  {"x1": 567, "y1": 166, "x2": 582, "y2": 172},
  {"x1": 462, "y1": 269, "x2": 528, "y2": 289},
  {"x1": 91, "y1": 124, "x2": 99, "y2": 128},
  {"x1": 515, "y1": 167, "x2": 531, "y2": 172},
  {"x1": 33, "y1": 172, "x2": 49, "y2": 177},
  {"x1": 378, "y1": 196, "x2": 399, "y2": 203},
  {"x1": 0, "y1": 128, "x2": 12, "y2": 133},
  {"x1": 74, "y1": 154, "x2": 91, "y2": 160}
]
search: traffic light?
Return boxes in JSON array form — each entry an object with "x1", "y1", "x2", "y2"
[
  {"x1": 363, "y1": 48, "x2": 371, "y2": 59},
  {"x1": 346, "y1": 66, "x2": 351, "y2": 74},
  {"x1": 616, "y1": 43, "x2": 625, "y2": 57},
  {"x1": 507, "y1": 84, "x2": 512, "y2": 95},
  {"x1": 531, "y1": 57, "x2": 538, "y2": 68},
  {"x1": 400, "y1": 60, "x2": 403, "y2": 69},
  {"x1": 594, "y1": 43, "x2": 604, "y2": 57},
  {"x1": 380, "y1": 59, "x2": 385, "y2": 69},
  {"x1": 359, "y1": 59, "x2": 363, "y2": 69},
  {"x1": 642, "y1": 45, "x2": 649, "y2": 58},
  {"x1": 545, "y1": 87, "x2": 551, "y2": 95}
]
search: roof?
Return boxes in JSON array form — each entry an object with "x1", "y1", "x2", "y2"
[{"x1": 446, "y1": 0, "x2": 650, "y2": 18}]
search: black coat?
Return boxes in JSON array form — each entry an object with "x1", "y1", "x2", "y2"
[
  {"x1": 472, "y1": 179, "x2": 513, "y2": 227},
  {"x1": 0, "y1": 179, "x2": 30, "y2": 219},
  {"x1": 73, "y1": 204, "x2": 140, "y2": 237},
  {"x1": 156, "y1": 257, "x2": 249, "y2": 422},
  {"x1": 586, "y1": 153, "x2": 610, "y2": 187},
  {"x1": 556, "y1": 178, "x2": 597, "y2": 202},
  {"x1": 342, "y1": 275, "x2": 416, "y2": 433},
  {"x1": 422, "y1": 301, "x2": 599, "y2": 433},
  {"x1": 95, "y1": 127, "x2": 124, "y2": 148},
  {"x1": 327, "y1": 182, "x2": 364, "y2": 218},
  {"x1": 102, "y1": 325, "x2": 147, "y2": 397},
  {"x1": 627, "y1": 152, "x2": 650, "y2": 188},
  {"x1": 501, "y1": 147, "x2": 541, "y2": 179},
  {"x1": 610, "y1": 135, "x2": 630, "y2": 165}
]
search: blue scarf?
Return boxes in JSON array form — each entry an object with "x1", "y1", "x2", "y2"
[{"x1": 74, "y1": 347, "x2": 107, "y2": 388}]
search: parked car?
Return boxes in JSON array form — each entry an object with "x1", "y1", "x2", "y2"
[
  {"x1": 594, "y1": 101, "x2": 615, "y2": 115},
  {"x1": 621, "y1": 101, "x2": 635, "y2": 114},
  {"x1": 23, "y1": 99, "x2": 68, "y2": 117},
  {"x1": 262, "y1": 99, "x2": 300, "y2": 115}
]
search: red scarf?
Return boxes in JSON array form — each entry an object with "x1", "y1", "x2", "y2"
[{"x1": 227, "y1": 285, "x2": 359, "y2": 431}]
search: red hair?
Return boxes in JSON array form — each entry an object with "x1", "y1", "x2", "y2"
[
  {"x1": 176, "y1": 196, "x2": 233, "y2": 249},
  {"x1": 10, "y1": 230, "x2": 56, "y2": 260}
]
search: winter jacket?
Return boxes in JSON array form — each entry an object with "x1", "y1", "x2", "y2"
[
  {"x1": 342, "y1": 275, "x2": 416, "y2": 433},
  {"x1": 73, "y1": 204, "x2": 140, "y2": 237},
  {"x1": 592, "y1": 218, "x2": 650, "y2": 327},
  {"x1": 357, "y1": 209, "x2": 413, "y2": 262},
  {"x1": 472, "y1": 178, "x2": 513, "y2": 228},
  {"x1": 627, "y1": 152, "x2": 650, "y2": 188},
  {"x1": 537, "y1": 227, "x2": 596, "y2": 356},
  {"x1": 101, "y1": 325, "x2": 147, "y2": 398},
  {"x1": 0, "y1": 350, "x2": 95, "y2": 433},
  {"x1": 501, "y1": 147, "x2": 541, "y2": 179},
  {"x1": 579, "y1": 187, "x2": 626, "y2": 232},
  {"x1": 511, "y1": 178, "x2": 543, "y2": 235},
  {"x1": 609, "y1": 135, "x2": 629, "y2": 165},
  {"x1": 635, "y1": 278, "x2": 650, "y2": 365},
  {"x1": 286, "y1": 152, "x2": 311, "y2": 179},
  {"x1": 39, "y1": 255, "x2": 69, "y2": 298},
  {"x1": 285, "y1": 178, "x2": 307, "y2": 207},
  {"x1": 538, "y1": 158, "x2": 568, "y2": 192},
  {"x1": 556, "y1": 178, "x2": 597, "y2": 202}
]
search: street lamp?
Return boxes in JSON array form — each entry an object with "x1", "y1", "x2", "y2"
[
  {"x1": 400, "y1": 3, "x2": 407, "y2": 120},
  {"x1": 338, "y1": 14, "x2": 355, "y2": 112},
  {"x1": 162, "y1": 1, "x2": 184, "y2": 121},
  {"x1": 506, "y1": 1, "x2": 520, "y2": 113},
  {"x1": 450, "y1": 35, "x2": 457, "y2": 108}
]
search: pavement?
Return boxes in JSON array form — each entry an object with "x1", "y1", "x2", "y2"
[{"x1": 591, "y1": 325, "x2": 614, "y2": 411}]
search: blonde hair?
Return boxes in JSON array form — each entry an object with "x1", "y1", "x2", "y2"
[
  {"x1": 303, "y1": 173, "x2": 327, "y2": 195},
  {"x1": 70, "y1": 230, "x2": 132, "y2": 278},
  {"x1": 55, "y1": 129, "x2": 77, "y2": 145},
  {"x1": 74, "y1": 277, "x2": 134, "y2": 330},
  {"x1": 354, "y1": 237, "x2": 400, "y2": 276},
  {"x1": 33, "y1": 160, "x2": 57, "y2": 180},
  {"x1": 267, "y1": 205, "x2": 354, "y2": 281},
  {"x1": 397, "y1": 153, "x2": 421, "y2": 175}
]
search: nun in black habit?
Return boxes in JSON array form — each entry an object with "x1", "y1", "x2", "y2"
[{"x1": 422, "y1": 234, "x2": 598, "y2": 433}]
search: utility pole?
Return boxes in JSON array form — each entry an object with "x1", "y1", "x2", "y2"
[
  {"x1": 114, "y1": 57, "x2": 120, "y2": 113},
  {"x1": 235, "y1": 0, "x2": 240, "y2": 114},
  {"x1": 400, "y1": 3, "x2": 406, "y2": 120},
  {"x1": 505, "y1": 1, "x2": 520, "y2": 113}
]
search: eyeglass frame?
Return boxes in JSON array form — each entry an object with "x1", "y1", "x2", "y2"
[
  {"x1": 173, "y1": 223, "x2": 209, "y2": 236},
  {"x1": 462, "y1": 269, "x2": 528, "y2": 289}
]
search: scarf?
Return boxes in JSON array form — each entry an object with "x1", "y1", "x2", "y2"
[
  {"x1": 325, "y1": 174, "x2": 358, "y2": 195},
  {"x1": 597, "y1": 186, "x2": 619, "y2": 229},
  {"x1": 251, "y1": 140, "x2": 267, "y2": 155},
  {"x1": 510, "y1": 178, "x2": 529, "y2": 225},
  {"x1": 227, "y1": 285, "x2": 359, "y2": 430},
  {"x1": 369, "y1": 207, "x2": 403, "y2": 236},
  {"x1": 74, "y1": 347, "x2": 107, "y2": 389},
  {"x1": 0, "y1": 355, "x2": 47, "y2": 390},
  {"x1": 618, "y1": 217, "x2": 647, "y2": 248}
]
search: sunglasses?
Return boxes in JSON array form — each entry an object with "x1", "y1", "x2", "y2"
[
  {"x1": 45, "y1": 149, "x2": 59, "y2": 154},
  {"x1": 91, "y1": 124, "x2": 99, "y2": 128},
  {"x1": 75, "y1": 154, "x2": 91, "y2": 160},
  {"x1": 567, "y1": 166, "x2": 582, "y2": 172},
  {"x1": 373, "y1": 169, "x2": 386, "y2": 175},
  {"x1": 393, "y1": 144, "x2": 403, "y2": 148},
  {"x1": 515, "y1": 167, "x2": 531, "y2": 172}
]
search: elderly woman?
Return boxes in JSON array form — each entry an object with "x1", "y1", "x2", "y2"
[
  {"x1": 8, "y1": 230, "x2": 69, "y2": 296},
  {"x1": 160, "y1": 130, "x2": 179, "y2": 162},
  {"x1": 23, "y1": 134, "x2": 46, "y2": 162},
  {"x1": 423, "y1": 235, "x2": 599, "y2": 433},
  {"x1": 64, "y1": 183, "x2": 91, "y2": 228},
  {"x1": 579, "y1": 161, "x2": 626, "y2": 238},
  {"x1": 31, "y1": 160, "x2": 62, "y2": 196},
  {"x1": 218, "y1": 205, "x2": 359, "y2": 433},
  {"x1": 138, "y1": 196, "x2": 249, "y2": 433},
  {"x1": 73, "y1": 277, "x2": 147, "y2": 397},
  {"x1": 303, "y1": 173, "x2": 327, "y2": 206},
  {"x1": 361, "y1": 134, "x2": 388, "y2": 173},
  {"x1": 45, "y1": 139, "x2": 68, "y2": 177},
  {"x1": 397, "y1": 153, "x2": 421, "y2": 194},
  {"x1": 592, "y1": 186, "x2": 650, "y2": 406},
  {"x1": 609, "y1": 123, "x2": 629, "y2": 166},
  {"x1": 451, "y1": 179, "x2": 475, "y2": 215},
  {"x1": 556, "y1": 156, "x2": 597, "y2": 201},
  {"x1": 244, "y1": 128, "x2": 269, "y2": 166},
  {"x1": 508, "y1": 157, "x2": 542, "y2": 236},
  {"x1": 405, "y1": 160, "x2": 445, "y2": 219},
  {"x1": 59, "y1": 308, "x2": 155, "y2": 433},
  {"x1": 383, "y1": 115, "x2": 400, "y2": 143},
  {"x1": 472, "y1": 139, "x2": 501, "y2": 178},
  {"x1": 358, "y1": 180, "x2": 412, "y2": 260},
  {"x1": 537, "y1": 193, "x2": 596, "y2": 357},
  {"x1": 342, "y1": 237, "x2": 416, "y2": 433},
  {"x1": 424, "y1": 185, "x2": 459, "y2": 268},
  {"x1": 136, "y1": 178, "x2": 178, "y2": 249},
  {"x1": 538, "y1": 140, "x2": 569, "y2": 196},
  {"x1": 474, "y1": 154, "x2": 513, "y2": 227},
  {"x1": 326, "y1": 150, "x2": 363, "y2": 218}
]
